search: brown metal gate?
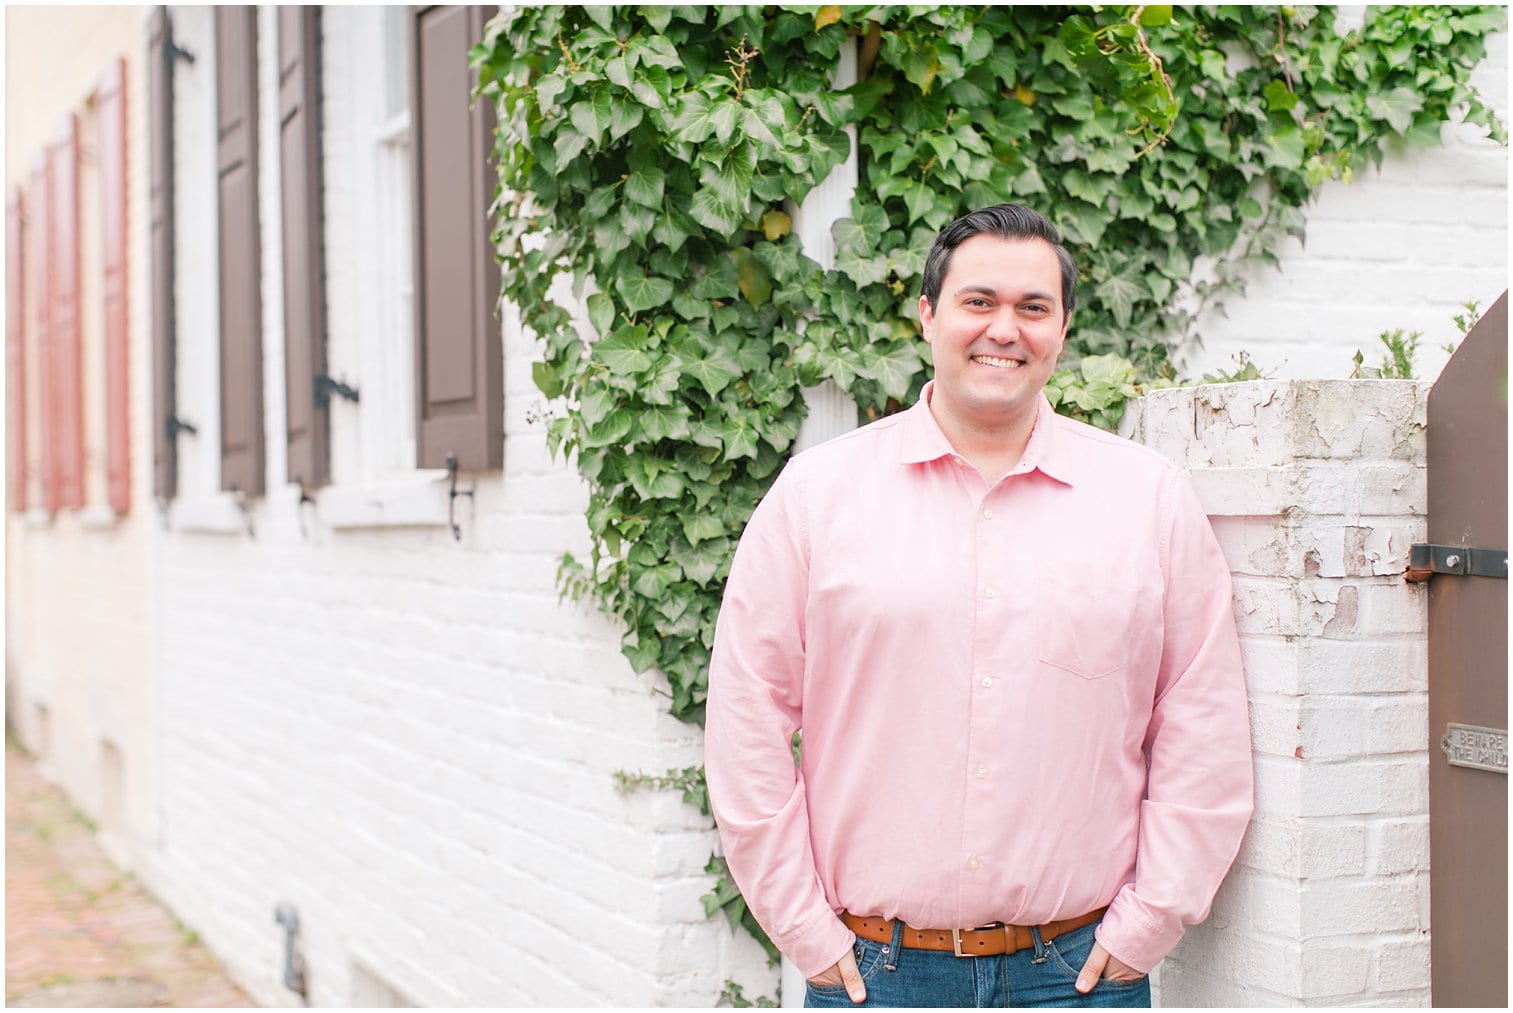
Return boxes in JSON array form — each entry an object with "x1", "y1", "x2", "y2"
[{"x1": 1421, "y1": 290, "x2": 1507, "y2": 1008}]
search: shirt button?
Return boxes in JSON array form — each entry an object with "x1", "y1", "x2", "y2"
[
  {"x1": 981, "y1": 676, "x2": 992, "y2": 688},
  {"x1": 966, "y1": 856, "x2": 980, "y2": 871},
  {"x1": 982, "y1": 508, "x2": 993, "y2": 520},
  {"x1": 976, "y1": 766, "x2": 988, "y2": 779},
  {"x1": 984, "y1": 586, "x2": 996, "y2": 599}
]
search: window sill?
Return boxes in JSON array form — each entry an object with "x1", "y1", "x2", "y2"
[
  {"x1": 79, "y1": 505, "x2": 123, "y2": 530},
  {"x1": 23, "y1": 508, "x2": 52, "y2": 529},
  {"x1": 315, "y1": 470, "x2": 452, "y2": 530},
  {"x1": 168, "y1": 493, "x2": 247, "y2": 534}
]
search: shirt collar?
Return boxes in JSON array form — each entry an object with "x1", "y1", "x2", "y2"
[{"x1": 898, "y1": 380, "x2": 1076, "y2": 486}]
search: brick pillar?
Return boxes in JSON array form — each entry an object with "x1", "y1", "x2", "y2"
[{"x1": 1124, "y1": 380, "x2": 1432, "y2": 1007}]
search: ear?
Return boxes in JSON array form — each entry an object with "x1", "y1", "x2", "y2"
[{"x1": 919, "y1": 295, "x2": 935, "y2": 344}]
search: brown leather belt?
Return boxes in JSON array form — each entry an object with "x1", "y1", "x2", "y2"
[{"x1": 842, "y1": 906, "x2": 1107, "y2": 958}]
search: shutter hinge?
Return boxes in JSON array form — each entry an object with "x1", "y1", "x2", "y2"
[
  {"x1": 167, "y1": 41, "x2": 196, "y2": 65},
  {"x1": 1405, "y1": 543, "x2": 1508, "y2": 582},
  {"x1": 446, "y1": 452, "x2": 474, "y2": 542},
  {"x1": 166, "y1": 415, "x2": 197, "y2": 439},
  {"x1": 314, "y1": 374, "x2": 360, "y2": 407}
]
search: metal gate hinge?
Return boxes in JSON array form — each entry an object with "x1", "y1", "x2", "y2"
[{"x1": 1406, "y1": 543, "x2": 1508, "y2": 582}]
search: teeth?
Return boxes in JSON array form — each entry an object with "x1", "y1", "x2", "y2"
[{"x1": 972, "y1": 355, "x2": 1023, "y2": 369}]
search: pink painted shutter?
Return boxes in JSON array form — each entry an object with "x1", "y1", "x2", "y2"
[
  {"x1": 33, "y1": 154, "x2": 58, "y2": 514},
  {"x1": 279, "y1": 6, "x2": 329, "y2": 489},
  {"x1": 99, "y1": 57, "x2": 131, "y2": 514},
  {"x1": 411, "y1": 5, "x2": 503, "y2": 472},
  {"x1": 216, "y1": 6, "x2": 265, "y2": 497},
  {"x1": 52, "y1": 114, "x2": 86, "y2": 510},
  {"x1": 6, "y1": 187, "x2": 25, "y2": 513}
]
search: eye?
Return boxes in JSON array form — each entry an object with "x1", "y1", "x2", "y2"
[{"x1": 1022, "y1": 304, "x2": 1050, "y2": 315}]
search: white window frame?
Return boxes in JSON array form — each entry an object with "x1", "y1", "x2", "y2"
[{"x1": 315, "y1": 6, "x2": 449, "y2": 530}]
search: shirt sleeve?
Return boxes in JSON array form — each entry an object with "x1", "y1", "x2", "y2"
[
  {"x1": 704, "y1": 461, "x2": 857, "y2": 979},
  {"x1": 1095, "y1": 467, "x2": 1255, "y2": 973}
]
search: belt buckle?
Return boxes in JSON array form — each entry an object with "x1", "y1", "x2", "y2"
[{"x1": 951, "y1": 923, "x2": 1002, "y2": 958}]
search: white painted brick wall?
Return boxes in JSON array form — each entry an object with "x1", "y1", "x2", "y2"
[
  {"x1": 1126, "y1": 380, "x2": 1435, "y2": 1007},
  {"x1": 136, "y1": 8, "x2": 770, "y2": 1008}
]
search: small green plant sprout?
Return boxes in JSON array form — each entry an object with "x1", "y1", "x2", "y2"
[
  {"x1": 1200, "y1": 351, "x2": 1271, "y2": 384},
  {"x1": 1352, "y1": 328, "x2": 1423, "y2": 379},
  {"x1": 718, "y1": 979, "x2": 780, "y2": 1008},
  {"x1": 1447, "y1": 299, "x2": 1482, "y2": 354}
]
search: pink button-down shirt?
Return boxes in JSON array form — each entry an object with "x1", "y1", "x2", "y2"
[{"x1": 705, "y1": 383, "x2": 1253, "y2": 978}]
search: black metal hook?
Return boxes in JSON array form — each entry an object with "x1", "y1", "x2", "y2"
[
  {"x1": 230, "y1": 487, "x2": 255, "y2": 538},
  {"x1": 446, "y1": 453, "x2": 474, "y2": 542},
  {"x1": 295, "y1": 481, "x2": 316, "y2": 540}
]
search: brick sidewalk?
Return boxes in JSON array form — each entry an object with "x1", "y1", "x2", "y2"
[{"x1": 6, "y1": 738, "x2": 254, "y2": 1007}]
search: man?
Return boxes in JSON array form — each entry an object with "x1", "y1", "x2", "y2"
[{"x1": 705, "y1": 204, "x2": 1253, "y2": 1008}]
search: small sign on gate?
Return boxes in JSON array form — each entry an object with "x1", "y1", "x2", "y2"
[{"x1": 1440, "y1": 723, "x2": 1509, "y2": 774}]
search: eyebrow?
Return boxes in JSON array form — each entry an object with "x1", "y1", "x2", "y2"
[{"x1": 954, "y1": 284, "x2": 1057, "y2": 304}]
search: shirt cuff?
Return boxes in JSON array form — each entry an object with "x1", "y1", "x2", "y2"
[
  {"x1": 1094, "y1": 892, "x2": 1185, "y2": 974},
  {"x1": 785, "y1": 915, "x2": 858, "y2": 980}
]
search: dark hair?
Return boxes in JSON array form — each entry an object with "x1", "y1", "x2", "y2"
[{"x1": 920, "y1": 204, "x2": 1078, "y2": 317}]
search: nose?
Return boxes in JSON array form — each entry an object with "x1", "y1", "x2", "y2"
[{"x1": 984, "y1": 308, "x2": 1019, "y2": 344}]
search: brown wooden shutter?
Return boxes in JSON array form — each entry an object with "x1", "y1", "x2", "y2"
[
  {"x1": 52, "y1": 115, "x2": 86, "y2": 510},
  {"x1": 411, "y1": 5, "x2": 502, "y2": 472},
  {"x1": 6, "y1": 187, "x2": 26, "y2": 513},
  {"x1": 99, "y1": 57, "x2": 131, "y2": 514},
  {"x1": 278, "y1": 6, "x2": 328, "y2": 489},
  {"x1": 32, "y1": 154, "x2": 58, "y2": 514},
  {"x1": 216, "y1": 5, "x2": 265, "y2": 497},
  {"x1": 150, "y1": 5, "x2": 179, "y2": 501}
]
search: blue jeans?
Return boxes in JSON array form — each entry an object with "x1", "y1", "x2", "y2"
[{"x1": 804, "y1": 919, "x2": 1151, "y2": 1008}]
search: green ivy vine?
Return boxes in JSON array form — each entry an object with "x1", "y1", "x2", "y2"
[{"x1": 476, "y1": 3, "x2": 1505, "y2": 959}]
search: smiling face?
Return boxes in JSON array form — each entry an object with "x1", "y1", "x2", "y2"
[{"x1": 918, "y1": 234, "x2": 1070, "y2": 442}]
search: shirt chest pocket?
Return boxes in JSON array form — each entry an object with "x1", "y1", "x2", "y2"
[{"x1": 1035, "y1": 560, "x2": 1140, "y2": 679}]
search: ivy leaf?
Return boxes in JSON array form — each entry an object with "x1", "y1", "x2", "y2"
[
  {"x1": 731, "y1": 248, "x2": 774, "y2": 308},
  {"x1": 761, "y1": 209, "x2": 792, "y2": 241},
  {"x1": 681, "y1": 344, "x2": 742, "y2": 397},
  {"x1": 700, "y1": 146, "x2": 756, "y2": 208},
  {"x1": 631, "y1": 65, "x2": 670, "y2": 109},
  {"x1": 626, "y1": 164, "x2": 666, "y2": 209},
  {"x1": 682, "y1": 513, "x2": 725, "y2": 547},
  {"x1": 1138, "y1": 5, "x2": 1173, "y2": 27},
  {"x1": 1263, "y1": 80, "x2": 1299, "y2": 113},
  {"x1": 608, "y1": 98, "x2": 644, "y2": 141},
  {"x1": 718, "y1": 414, "x2": 760, "y2": 460},
  {"x1": 582, "y1": 408, "x2": 634, "y2": 448},
  {"x1": 637, "y1": 402, "x2": 692, "y2": 443},
  {"x1": 593, "y1": 324, "x2": 654, "y2": 374},
  {"x1": 1057, "y1": 201, "x2": 1112, "y2": 246},
  {"x1": 860, "y1": 341, "x2": 922, "y2": 401},
  {"x1": 710, "y1": 99, "x2": 742, "y2": 144},
  {"x1": 671, "y1": 92, "x2": 715, "y2": 143},
  {"x1": 1095, "y1": 273, "x2": 1145, "y2": 329},
  {"x1": 678, "y1": 538, "x2": 729, "y2": 584},
  {"x1": 689, "y1": 189, "x2": 742, "y2": 235},
  {"x1": 616, "y1": 273, "x2": 675, "y2": 314},
  {"x1": 1264, "y1": 124, "x2": 1306, "y2": 170},
  {"x1": 532, "y1": 360, "x2": 564, "y2": 399},
  {"x1": 587, "y1": 292, "x2": 615, "y2": 337},
  {"x1": 835, "y1": 251, "x2": 888, "y2": 287},
  {"x1": 1366, "y1": 87, "x2": 1424, "y2": 135},
  {"x1": 814, "y1": 5, "x2": 842, "y2": 30}
]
